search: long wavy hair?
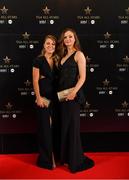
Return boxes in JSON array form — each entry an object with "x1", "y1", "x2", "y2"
[{"x1": 57, "y1": 28, "x2": 81, "y2": 60}]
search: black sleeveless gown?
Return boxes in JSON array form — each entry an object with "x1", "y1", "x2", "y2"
[
  {"x1": 58, "y1": 52, "x2": 94, "y2": 172},
  {"x1": 33, "y1": 56, "x2": 59, "y2": 169}
]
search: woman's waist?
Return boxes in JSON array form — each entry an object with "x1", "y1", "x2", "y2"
[
  {"x1": 58, "y1": 80, "x2": 76, "y2": 90},
  {"x1": 58, "y1": 84, "x2": 75, "y2": 91}
]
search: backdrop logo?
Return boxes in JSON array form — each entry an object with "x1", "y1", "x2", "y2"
[
  {"x1": 123, "y1": 55, "x2": 129, "y2": 63},
  {"x1": 16, "y1": 32, "x2": 39, "y2": 49},
  {"x1": 122, "y1": 101, "x2": 128, "y2": 108},
  {"x1": 5, "y1": 102, "x2": 13, "y2": 110},
  {"x1": 118, "y1": 7, "x2": 129, "y2": 24},
  {"x1": 22, "y1": 32, "x2": 30, "y2": 40},
  {"x1": 0, "y1": 5, "x2": 18, "y2": 24},
  {"x1": 0, "y1": 102, "x2": 22, "y2": 119},
  {"x1": 102, "y1": 79, "x2": 110, "y2": 86},
  {"x1": 18, "y1": 80, "x2": 34, "y2": 96},
  {"x1": 104, "y1": 32, "x2": 111, "y2": 39},
  {"x1": 115, "y1": 100, "x2": 129, "y2": 117},
  {"x1": 3, "y1": 56, "x2": 11, "y2": 64},
  {"x1": 24, "y1": 80, "x2": 31, "y2": 86},
  {"x1": 86, "y1": 55, "x2": 100, "y2": 73},
  {"x1": 0, "y1": 56, "x2": 19, "y2": 73},
  {"x1": 116, "y1": 55, "x2": 129, "y2": 73},
  {"x1": 35, "y1": 5, "x2": 60, "y2": 25},
  {"x1": 97, "y1": 32, "x2": 120, "y2": 49},
  {"x1": 125, "y1": 7, "x2": 129, "y2": 15},
  {"x1": 80, "y1": 101, "x2": 99, "y2": 118},
  {"x1": 84, "y1": 6, "x2": 92, "y2": 15},
  {"x1": 42, "y1": 6, "x2": 51, "y2": 15},
  {"x1": 0, "y1": 6, "x2": 8, "y2": 14},
  {"x1": 77, "y1": 6, "x2": 101, "y2": 25},
  {"x1": 96, "y1": 78, "x2": 118, "y2": 95}
]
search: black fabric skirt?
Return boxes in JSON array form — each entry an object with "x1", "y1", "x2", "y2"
[{"x1": 60, "y1": 100, "x2": 87, "y2": 171}]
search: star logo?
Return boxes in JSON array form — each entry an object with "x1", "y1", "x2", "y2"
[
  {"x1": 0, "y1": 6, "x2": 8, "y2": 14},
  {"x1": 86, "y1": 56, "x2": 91, "y2": 63},
  {"x1": 85, "y1": 101, "x2": 90, "y2": 109},
  {"x1": 84, "y1": 6, "x2": 92, "y2": 15},
  {"x1": 104, "y1": 32, "x2": 111, "y2": 39},
  {"x1": 102, "y1": 79, "x2": 110, "y2": 86},
  {"x1": 5, "y1": 102, "x2": 13, "y2": 110},
  {"x1": 125, "y1": 7, "x2": 129, "y2": 15},
  {"x1": 42, "y1": 6, "x2": 51, "y2": 15},
  {"x1": 122, "y1": 101, "x2": 128, "y2": 108},
  {"x1": 22, "y1": 32, "x2": 30, "y2": 39},
  {"x1": 3, "y1": 56, "x2": 11, "y2": 64},
  {"x1": 24, "y1": 80, "x2": 31, "y2": 86},
  {"x1": 123, "y1": 56, "x2": 129, "y2": 63}
]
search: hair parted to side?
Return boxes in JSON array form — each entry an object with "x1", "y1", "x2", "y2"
[
  {"x1": 57, "y1": 28, "x2": 81, "y2": 59},
  {"x1": 38, "y1": 34, "x2": 59, "y2": 64},
  {"x1": 40, "y1": 34, "x2": 57, "y2": 56}
]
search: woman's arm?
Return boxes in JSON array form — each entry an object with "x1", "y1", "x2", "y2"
[
  {"x1": 73, "y1": 50, "x2": 86, "y2": 93},
  {"x1": 66, "y1": 51, "x2": 86, "y2": 100},
  {"x1": 32, "y1": 67, "x2": 45, "y2": 107}
]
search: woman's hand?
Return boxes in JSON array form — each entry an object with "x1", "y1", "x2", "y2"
[
  {"x1": 35, "y1": 97, "x2": 46, "y2": 108},
  {"x1": 66, "y1": 90, "x2": 76, "y2": 101}
]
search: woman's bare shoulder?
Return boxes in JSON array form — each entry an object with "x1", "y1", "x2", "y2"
[{"x1": 75, "y1": 51, "x2": 86, "y2": 62}]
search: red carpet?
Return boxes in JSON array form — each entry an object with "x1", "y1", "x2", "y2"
[{"x1": 0, "y1": 152, "x2": 129, "y2": 179}]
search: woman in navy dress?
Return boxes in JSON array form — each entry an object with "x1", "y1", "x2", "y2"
[
  {"x1": 32, "y1": 35, "x2": 59, "y2": 169},
  {"x1": 57, "y1": 28, "x2": 94, "y2": 173}
]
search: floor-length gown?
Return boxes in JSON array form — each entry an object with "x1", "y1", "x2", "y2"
[
  {"x1": 33, "y1": 56, "x2": 59, "y2": 169},
  {"x1": 58, "y1": 52, "x2": 94, "y2": 172}
]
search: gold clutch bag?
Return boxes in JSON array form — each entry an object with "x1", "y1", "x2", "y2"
[{"x1": 57, "y1": 88, "x2": 74, "y2": 102}]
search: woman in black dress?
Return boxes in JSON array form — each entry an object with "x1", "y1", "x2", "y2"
[
  {"x1": 57, "y1": 28, "x2": 94, "y2": 173},
  {"x1": 32, "y1": 35, "x2": 58, "y2": 169}
]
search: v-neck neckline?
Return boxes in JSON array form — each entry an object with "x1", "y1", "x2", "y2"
[
  {"x1": 60, "y1": 51, "x2": 76, "y2": 66},
  {"x1": 44, "y1": 56, "x2": 53, "y2": 71}
]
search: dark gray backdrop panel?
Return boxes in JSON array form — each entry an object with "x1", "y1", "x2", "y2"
[{"x1": 0, "y1": 0, "x2": 129, "y2": 136}]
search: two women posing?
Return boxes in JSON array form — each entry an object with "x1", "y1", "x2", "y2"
[{"x1": 32, "y1": 28, "x2": 94, "y2": 173}]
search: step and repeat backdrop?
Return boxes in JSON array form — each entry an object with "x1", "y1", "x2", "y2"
[{"x1": 0, "y1": 0, "x2": 129, "y2": 134}]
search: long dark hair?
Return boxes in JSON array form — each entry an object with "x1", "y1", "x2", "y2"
[{"x1": 57, "y1": 28, "x2": 81, "y2": 59}]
